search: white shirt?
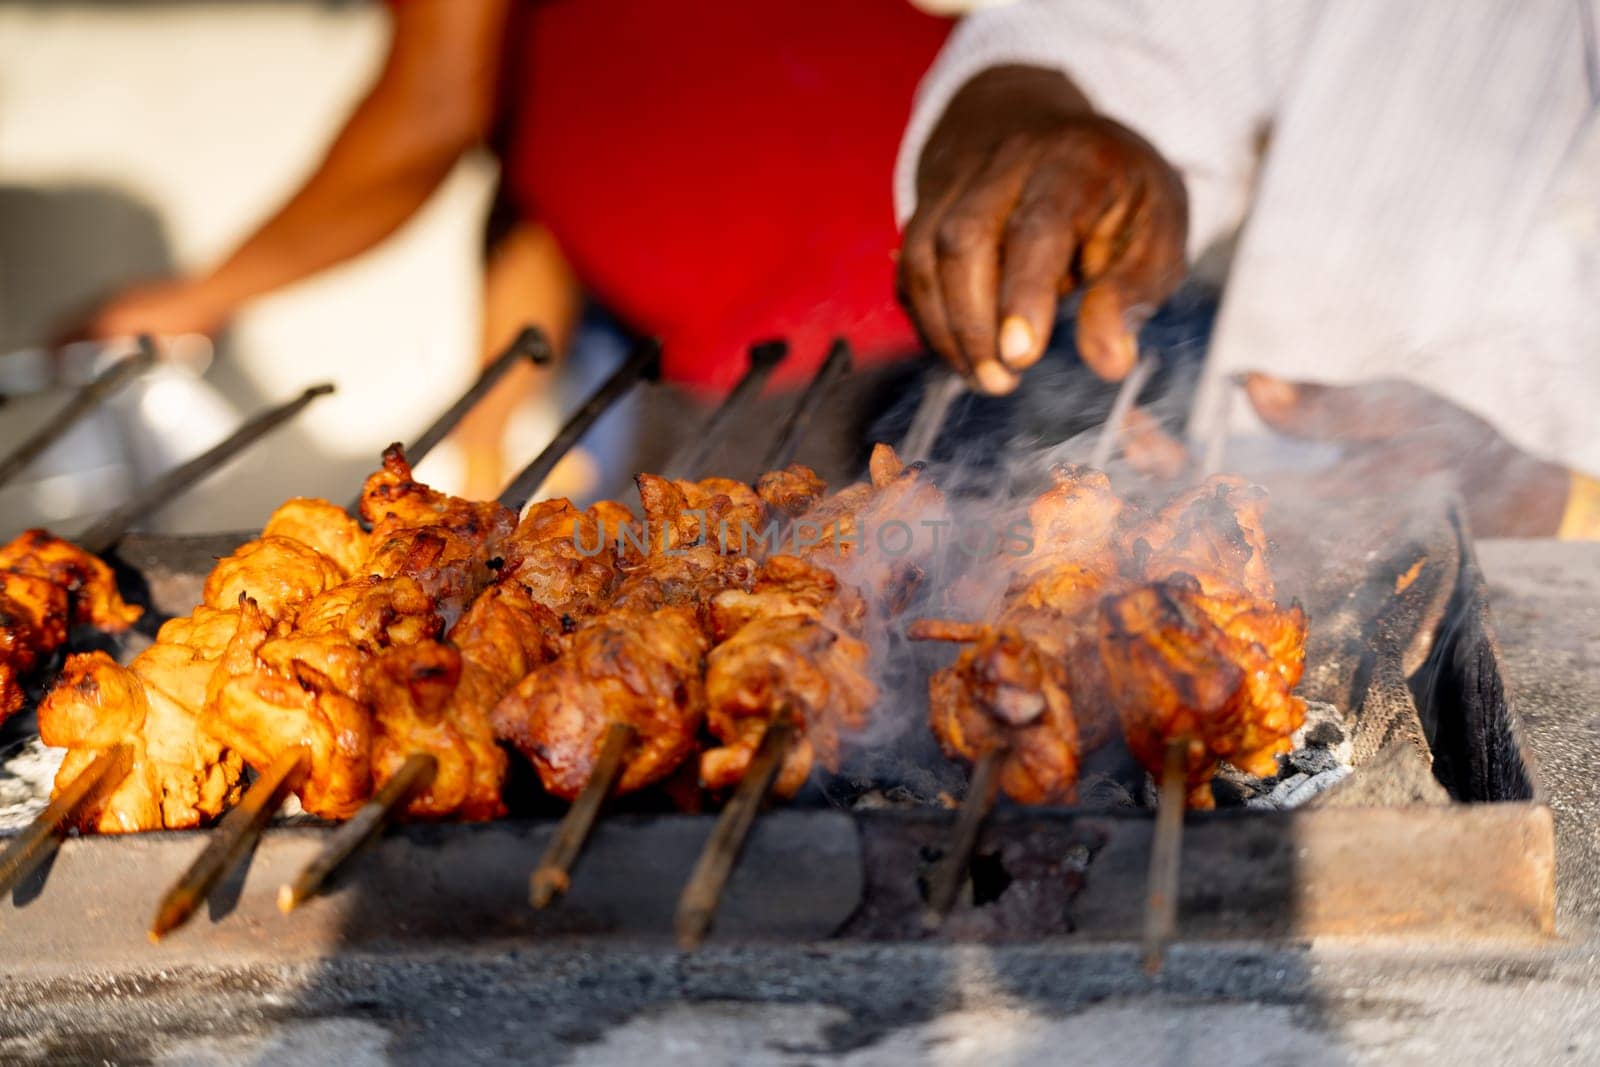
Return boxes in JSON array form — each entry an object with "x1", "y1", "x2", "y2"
[{"x1": 895, "y1": 0, "x2": 1600, "y2": 472}]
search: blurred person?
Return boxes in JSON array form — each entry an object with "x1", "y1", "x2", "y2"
[
  {"x1": 894, "y1": 0, "x2": 1600, "y2": 538},
  {"x1": 78, "y1": 0, "x2": 952, "y2": 498}
]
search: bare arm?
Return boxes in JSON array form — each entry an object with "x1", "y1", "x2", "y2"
[{"x1": 79, "y1": 0, "x2": 510, "y2": 339}]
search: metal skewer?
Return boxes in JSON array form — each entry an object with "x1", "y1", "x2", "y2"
[
  {"x1": 150, "y1": 747, "x2": 309, "y2": 942},
  {"x1": 675, "y1": 708, "x2": 796, "y2": 950},
  {"x1": 80, "y1": 382, "x2": 335, "y2": 555},
  {"x1": 277, "y1": 752, "x2": 438, "y2": 913},
  {"x1": 923, "y1": 747, "x2": 1002, "y2": 930},
  {"x1": 1089, "y1": 354, "x2": 1160, "y2": 470},
  {"x1": 1199, "y1": 375, "x2": 1237, "y2": 477},
  {"x1": 531, "y1": 721, "x2": 636, "y2": 908},
  {"x1": 900, "y1": 365, "x2": 964, "y2": 465},
  {"x1": 0, "y1": 335, "x2": 156, "y2": 490},
  {"x1": 499, "y1": 337, "x2": 662, "y2": 511},
  {"x1": 760, "y1": 338, "x2": 853, "y2": 472},
  {"x1": 1142, "y1": 736, "x2": 1188, "y2": 974},
  {"x1": 0, "y1": 745, "x2": 131, "y2": 898},
  {"x1": 410, "y1": 325, "x2": 553, "y2": 464},
  {"x1": 346, "y1": 326, "x2": 553, "y2": 511},
  {"x1": 662, "y1": 340, "x2": 788, "y2": 480}
]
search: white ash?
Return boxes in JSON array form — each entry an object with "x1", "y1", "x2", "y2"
[
  {"x1": 1246, "y1": 765, "x2": 1353, "y2": 809},
  {"x1": 0, "y1": 737, "x2": 65, "y2": 833},
  {"x1": 1211, "y1": 701, "x2": 1355, "y2": 810}
]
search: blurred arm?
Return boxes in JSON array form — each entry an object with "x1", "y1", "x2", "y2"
[{"x1": 80, "y1": 0, "x2": 511, "y2": 339}]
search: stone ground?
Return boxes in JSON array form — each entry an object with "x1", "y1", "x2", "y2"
[{"x1": 1, "y1": 539, "x2": 1596, "y2": 1066}]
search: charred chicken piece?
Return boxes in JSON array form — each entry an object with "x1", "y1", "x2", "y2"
[
  {"x1": 35, "y1": 492, "x2": 396, "y2": 831},
  {"x1": 1123, "y1": 475, "x2": 1276, "y2": 600},
  {"x1": 491, "y1": 605, "x2": 708, "y2": 800},
  {"x1": 203, "y1": 536, "x2": 348, "y2": 621},
  {"x1": 701, "y1": 607, "x2": 878, "y2": 797},
  {"x1": 0, "y1": 573, "x2": 69, "y2": 719},
  {"x1": 699, "y1": 555, "x2": 878, "y2": 797},
  {"x1": 913, "y1": 465, "x2": 1127, "y2": 802},
  {"x1": 369, "y1": 583, "x2": 564, "y2": 820},
  {"x1": 205, "y1": 598, "x2": 375, "y2": 819},
  {"x1": 920, "y1": 622, "x2": 1080, "y2": 805},
  {"x1": 1098, "y1": 575, "x2": 1307, "y2": 809},
  {"x1": 39, "y1": 642, "x2": 245, "y2": 834},
  {"x1": 1008, "y1": 465, "x2": 1127, "y2": 589},
  {"x1": 360, "y1": 443, "x2": 516, "y2": 620},
  {"x1": 755, "y1": 463, "x2": 828, "y2": 519},
  {"x1": 0, "y1": 529, "x2": 143, "y2": 629},
  {"x1": 260, "y1": 497, "x2": 370, "y2": 577},
  {"x1": 607, "y1": 473, "x2": 762, "y2": 618},
  {"x1": 0, "y1": 530, "x2": 144, "y2": 721},
  {"x1": 793, "y1": 443, "x2": 945, "y2": 613},
  {"x1": 203, "y1": 574, "x2": 445, "y2": 820},
  {"x1": 497, "y1": 497, "x2": 633, "y2": 619}
]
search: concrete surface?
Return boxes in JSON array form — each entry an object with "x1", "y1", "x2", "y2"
[{"x1": 0, "y1": 539, "x2": 1595, "y2": 1066}]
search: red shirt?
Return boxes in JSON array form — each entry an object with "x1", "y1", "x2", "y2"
[{"x1": 503, "y1": 1, "x2": 950, "y2": 390}]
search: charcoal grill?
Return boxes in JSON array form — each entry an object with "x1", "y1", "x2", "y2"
[{"x1": 0, "y1": 339, "x2": 1554, "y2": 969}]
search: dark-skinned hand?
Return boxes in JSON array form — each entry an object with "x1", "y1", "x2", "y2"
[
  {"x1": 898, "y1": 65, "x2": 1188, "y2": 394},
  {"x1": 1241, "y1": 373, "x2": 1569, "y2": 538},
  {"x1": 1112, "y1": 374, "x2": 1571, "y2": 538}
]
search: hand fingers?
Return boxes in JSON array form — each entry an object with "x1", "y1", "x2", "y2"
[
  {"x1": 1075, "y1": 171, "x2": 1186, "y2": 382},
  {"x1": 1242, "y1": 372, "x2": 1449, "y2": 442},
  {"x1": 933, "y1": 137, "x2": 1040, "y2": 394},
  {"x1": 898, "y1": 172, "x2": 976, "y2": 378},
  {"x1": 996, "y1": 157, "x2": 1113, "y2": 374},
  {"x1": 1075, "y1": 284, "x2": 1137, "y2": 380}
]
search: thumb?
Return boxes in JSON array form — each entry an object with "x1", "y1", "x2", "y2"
[
  {"x1": 1242, "y1": 372, "x2": 1439, "y2": 443},
  {"x1": 1074, "y1": 284, "x2": 1137, "y2": 381}
]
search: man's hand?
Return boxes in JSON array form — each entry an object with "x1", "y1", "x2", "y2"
[
  {"x1": 1242, "y1": 373, "x2": 1570, "y2": 538},
  {"x1": 898, "y1": 66, "x2": 1188, "y2": 394},
  {"x1": 68, "y1": 276, "x2": 233, "y2": 343}
]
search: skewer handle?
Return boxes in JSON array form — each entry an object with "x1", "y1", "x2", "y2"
[
  {"x1": 81, "y1": 383, "x2": 335, "y2": 555},
  {"x1": 498, "y1": 336, "x2": 662, "y2": 510},
  {"x1": 0, "y1": 336, "x2": 156, "y2": 490},
  {"x1": 899, "y1": 366, "x2": 964, "y2": 465},
  {"x1": 407, "y1": 326, "x2": 552, "y2": 466},
  {"x1": 277, "y1": 752, "x2": 438, "y2": 913},
  {"x1": 1142, "y1": 736, "x2": 1188, "y2": 974},
  {"x1": 675, "y1": 710, "x2": 796, "y2": 950},
  {"x1": 1198, "y1": 376, "x2": 1236, "y2": 477},
  {"x1": 0, "y1": 745, "x2": 131, "y2": 898},
  {"x1": 150, "y1": 747, "x2": 309, "y2": 942},
  {"x1": 760, "y1": 338, "x2": 852, "y2": 472},
  {"x1": 922, "y1": 746, "x2": 1001, "y2": 930},
  {"x1": 662, "y1": 341, "x2": 788, "y2": 480},
  {"x1": 1088, "y1": 354, "x2": 1160, "y2": 471},
  {"x1": 531, "y1": 721, "x2": 635, "y2": 908}
]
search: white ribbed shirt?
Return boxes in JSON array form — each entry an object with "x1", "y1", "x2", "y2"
[{"x1": 895, "y1": 0, "x2": 1600, "y2": 472}]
